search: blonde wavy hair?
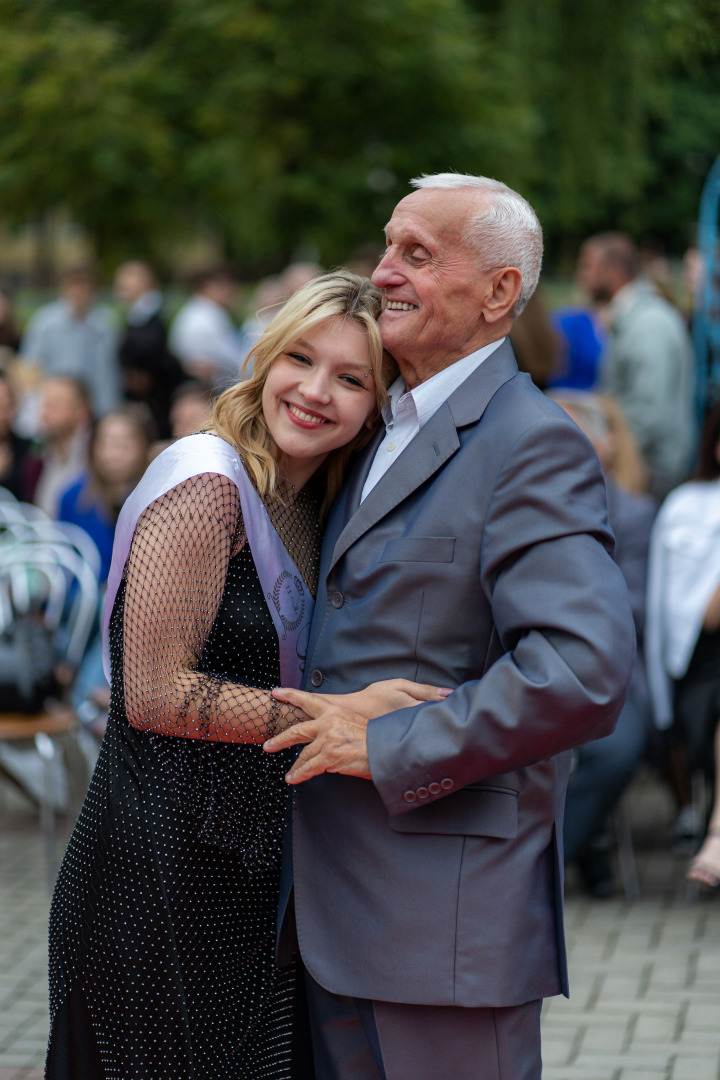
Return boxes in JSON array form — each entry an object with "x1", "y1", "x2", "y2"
[{"x1": 210, "y1": 270, "x2": 394, "y2": 516}]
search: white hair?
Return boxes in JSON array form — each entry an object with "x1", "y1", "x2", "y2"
[{"x1": 409, "y1": 173, "x2": 543, "y2": 316}]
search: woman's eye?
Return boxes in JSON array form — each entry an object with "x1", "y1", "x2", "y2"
[
  {"x1": 340, "y1": 375, "x2": 364, "y2": 388},
  {"x1": 287, "y1": 352, "x2": 311, "y2": 365}
]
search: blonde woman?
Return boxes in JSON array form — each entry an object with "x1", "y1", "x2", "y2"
[{"x1": 47, "y1": 272, "x2": 442, "y2": 1080}]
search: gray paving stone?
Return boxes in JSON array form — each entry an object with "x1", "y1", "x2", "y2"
[
  {"x1": 671, "y1": 1058, "x2": 719, "y2": 1080},
  {"x1": 3, "y1": 769, "x2": 720, "y2": 1077}
]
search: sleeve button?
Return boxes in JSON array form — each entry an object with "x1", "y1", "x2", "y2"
[
  {"x1": 428, "y1": 782, "x2": 441, "y2": 795},
  {"x1": 403, "y1": 790, "x2": 418, "y2": 803},
  {"x1": 416, "y1": 786, "x2": 429, "y2": 799},
  {"x1": 440, "y1": 778, "x2": 454, "y2": 791}
]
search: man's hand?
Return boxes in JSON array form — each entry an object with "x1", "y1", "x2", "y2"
[{"x1": 264, "y1": 688, "x2": 372, "y2": 784}]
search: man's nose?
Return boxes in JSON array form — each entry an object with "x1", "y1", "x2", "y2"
[{"x1": 371, "y1": 249, "x2": 404, "y2": 289}]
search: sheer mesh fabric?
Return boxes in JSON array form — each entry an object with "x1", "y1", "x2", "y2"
[
  {"x1": 47, "y1": 464, "x2": 320, "y2": 1080},
  {"x1": 124, "y1": 472, "x2": 317, "y2": 745}
]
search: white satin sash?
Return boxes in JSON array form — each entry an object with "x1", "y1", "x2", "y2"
[{"x1": 102, "y1": 433, "x2": 313, "y2": 688}]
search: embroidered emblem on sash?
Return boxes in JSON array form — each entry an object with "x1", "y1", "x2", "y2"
[{"x1": 269, "y1": 571, "x2": 306, "y2": 639}]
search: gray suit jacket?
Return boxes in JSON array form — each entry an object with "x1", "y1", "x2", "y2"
[{"x1": 289, "y1": 341, "x2": 635, "y2": 1008}]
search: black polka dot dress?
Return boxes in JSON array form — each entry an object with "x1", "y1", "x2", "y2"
[{"x1": 47, "y1": 471, "x2": 320, "y2": 1079}]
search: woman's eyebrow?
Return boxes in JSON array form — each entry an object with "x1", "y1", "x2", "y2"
[{"x1": 342, "y1": 361, "x2": 372, "y2": 376}]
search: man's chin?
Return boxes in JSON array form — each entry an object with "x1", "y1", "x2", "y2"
[{"x1": 379, "y1": 312, "x2": 416, "y2": 350}]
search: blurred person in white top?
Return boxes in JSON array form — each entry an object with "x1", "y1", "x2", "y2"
[{"x1": 169, "y1": 266, "x2": 244, "y2": 391}]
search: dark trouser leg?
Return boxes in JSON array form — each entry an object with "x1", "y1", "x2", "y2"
[
  {"x1": 372, "y1": 997, "x2": 542, "y2": 1080},
  {"x1": 304, "y1": 969, "x2": 542, "y2": 1080},
  {"x1": 564, "y1": 696, "x2": 648, "y2": 862},
  {"x1": 304, "y1": 970, "x2": 384, "y2": 1080}
]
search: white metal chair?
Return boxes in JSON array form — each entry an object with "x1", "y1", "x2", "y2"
[{"x1": 0, "y1": 503, "x2": 101, "y2": 889}]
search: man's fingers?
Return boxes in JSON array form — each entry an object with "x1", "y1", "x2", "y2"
[
  {"x1": 284, "y1": 743, "x2": 327, "y2": 785},
  {"x1": 271, "y1": 686, "x2": 323, "y2": 716},
  {"x1": 264, "y1": 720, "x2": 318, "y2": 753}
]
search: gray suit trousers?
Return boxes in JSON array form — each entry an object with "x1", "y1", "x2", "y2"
[{"x1": 305, "y1": 971, "x2": 542, "y2": 1080}]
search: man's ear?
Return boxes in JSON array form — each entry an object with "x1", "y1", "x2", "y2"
[{"x1": 484, "y1": 267, "x2": 523, "y2": 324}]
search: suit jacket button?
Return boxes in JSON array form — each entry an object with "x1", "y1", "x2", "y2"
[
  {"x1": 310, "y1": 670, "x2": 324, "y2": 687},
  {"x1": 403, "y1": 790, "x2": 418, "y2": 803},
  {"x1": 416, "y1": 786, "x2": 429, "y2": 799},
  {"x1": 331, "y1": 591, "x2": 344, "y2": 608},
  {"x1": 428, "y1": 782, "x2": 441, "y2": 795},
  {"x1": 440, "y1": 778, "x2": 454, "y2": 790}
]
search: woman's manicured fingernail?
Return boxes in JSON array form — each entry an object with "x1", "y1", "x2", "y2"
[{"x1": 438, "y1": 688, "x2": 453, "y2": 697}]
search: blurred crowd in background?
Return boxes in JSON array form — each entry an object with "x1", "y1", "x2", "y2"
[{"x1": 0, "y1": 231, "x2": 719, "y2": 900}]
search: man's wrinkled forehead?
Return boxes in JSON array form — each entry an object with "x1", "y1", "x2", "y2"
[{"x1": 384, "y1": 187, "x2": 485, "y2": 247}]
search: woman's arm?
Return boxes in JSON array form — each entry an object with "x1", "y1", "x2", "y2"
[
  {"x1": 122, "y1": 472, "x2": 306, "y2": 743},
  {"x1": 312, "y1": 680, "x2": 450, "y2": 719}
]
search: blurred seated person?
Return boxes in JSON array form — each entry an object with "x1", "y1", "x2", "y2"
[
  {"x1": 169, "y1": 380, "x2": 216, "y2": 439},
  {"x1": 22, "y1": 376, "x2": 92, "y2": 517},
  {"x1": 58, "y1": 404, "x2": 154, "y2": 583},
  {"x1": 550, "y1": 391, "x2": 655, "y2": 896},
  {"x1": 596, "y1": 392, "x2": 649, "y2": 495},
  {"x1": 168, "y1": 265, "x2": 244, "y2": 390},
  {"x1": 508, "y1": 286, "x2": 563, "y2": 389},
  {"x1": 239, "y1": 275, "x2": 286, "y2": 373},
  {"x1": 0, "y1": 372, "x2": 33, "y2": 499},
  {"x1": 19, "y1": 266, "x2": 120, "y2": 418},
  {"x1": 646, "y1": 401, "x2": 720, "y2": 889},
  {"x1": 114, "y1": 260, "x2": 185, "y2": 439},
  {"x1": 149, "y1": 380, "x2": 217, "y2": 460},
  {"x1": 240, "y1": 264, "x2": 320, "y2": 376}
]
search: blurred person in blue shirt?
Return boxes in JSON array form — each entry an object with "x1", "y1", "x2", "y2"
[
  {"x1": 20, "y1": 266, "x2": 121, "y2": 419},
  {"x1": 58, "y1": 404, "x2": 154, "y2": 583}
]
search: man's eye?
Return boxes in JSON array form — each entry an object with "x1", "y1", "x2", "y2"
[{"x1": 407, "y1": 248, "x2": 429, "y2": 265}]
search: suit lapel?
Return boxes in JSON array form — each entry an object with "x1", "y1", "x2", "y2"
[{"x1": 329, "y1": 340, "x2": 519, "y2": 570}]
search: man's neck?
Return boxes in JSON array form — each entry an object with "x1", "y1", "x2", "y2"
[{"x1": 397, "y1": 335, "x2": 507, "y2": 391}]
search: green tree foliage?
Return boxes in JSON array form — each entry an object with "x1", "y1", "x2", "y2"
[
  {"x1": 0, "y1": 0, "x2": 717, "y2": 272},
  {"x1": 0, "y1": 4, "x2": 175, "y2": 261}
]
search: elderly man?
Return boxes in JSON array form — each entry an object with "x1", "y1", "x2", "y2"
[{"x1": 266, "y1": 174, "x2": 635, "y2": 1080}]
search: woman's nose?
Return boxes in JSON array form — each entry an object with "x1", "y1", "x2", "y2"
[{"x1": 299, "y1": 367, "x2": 332, "y2": 402}]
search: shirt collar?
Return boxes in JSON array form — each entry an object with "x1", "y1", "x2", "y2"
[
  {"x1": 382, "y1": 338, "x2": 505, "y2": 428},
  {"x1": 128, "y1": 290, "x2": 163, "y2": 326}
]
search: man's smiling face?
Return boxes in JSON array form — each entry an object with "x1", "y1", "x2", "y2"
[{"x1": 371, "y1": 188, "x2": 500, "y2": 386}]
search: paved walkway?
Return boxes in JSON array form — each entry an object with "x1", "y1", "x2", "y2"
[{"x1": 0, "y1": 771, "x2": 719, "y2": 1079}]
